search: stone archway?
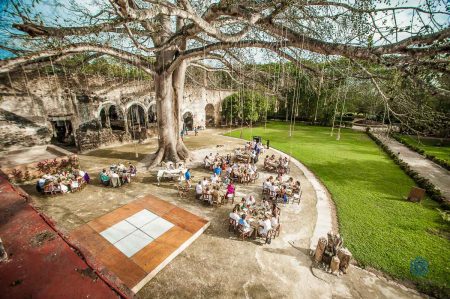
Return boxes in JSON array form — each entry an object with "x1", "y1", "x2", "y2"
[
  {"x1": 127, "y1": 104, "x2": 146, "y2": 140},
  {"x1": 108, "y1": 105, "x2": 125, "y2": 130},
  {"x1": 99, "y1": 107, "x2": 107, "y2": 127},
  {"x1": 148, "y1": 103, "x2": 157, "y2": 124},
  {"x1": 182, "y1": 111, "x2": 194, "y2": 131},
  {"x1": 205, "y1": 103, "x2": 215, "y2": 128}
]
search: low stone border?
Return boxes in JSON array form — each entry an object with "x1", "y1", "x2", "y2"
[
  {"x1": 269, "y1": 147, "x2": 335, "y2": 251},
  {"x1": 391, "y1": 133, "x2": 450, "y2": 171}
]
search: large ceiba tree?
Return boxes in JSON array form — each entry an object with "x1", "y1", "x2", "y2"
[{"x1": 0, "y1": 0, "x2": 448, "y2": 166}]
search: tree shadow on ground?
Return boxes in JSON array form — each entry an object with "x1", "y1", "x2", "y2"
[{"x1": 84, "y1": 149, "x2": 143, "y2": 162}]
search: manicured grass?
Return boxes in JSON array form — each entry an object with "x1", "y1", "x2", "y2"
[
  {"x1": 397, "y1": 134, "x2": 450, "y2": 163},
  {"x1": 226, "y1": 122, "x2": 450, "y2": 292}
]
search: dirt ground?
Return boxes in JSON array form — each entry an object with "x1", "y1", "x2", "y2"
[{"x1": 20, "y1": 129, "x2": 424, "y2": 298}]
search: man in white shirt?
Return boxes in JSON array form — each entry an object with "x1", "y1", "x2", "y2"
[
  {"x1": 211, "y1": 173, "x2": 219, "y2": 184},
  {"x1": 201, "y1": 177, "x2": 209, "y2": 188},
  {"x1": 195, "y1": 181, "x2": 203, "y2": 200},
  {"x1": 259, "y1": 215, "x2": 272, "y2": 237}
]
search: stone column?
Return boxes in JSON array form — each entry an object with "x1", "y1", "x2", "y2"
[
  {"x1": 124, "y1": 114, "x2": 129, "y2": 133},
  {"x1": 106, "y1": 111, "x2": 111, "y2": 128}
]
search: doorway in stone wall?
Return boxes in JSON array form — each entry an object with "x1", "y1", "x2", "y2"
[
  {"x1": 49, "y1": 117, "x2": 75, "y2": 148},
  {"x1": 182, "y1": 111, "x2": 194, "y2": 131},
  {"x1": 205, "y1": 103, "x2": 215, "y2": 127}
]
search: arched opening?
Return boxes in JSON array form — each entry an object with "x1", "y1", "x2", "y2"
[
  {"x1": 127, "y1": 104, "x2": 146, "y2": 139},
  {"x1": 99, "y1": 108, "x2": 107, "y2": 127},
  {"x1": 182, "y1": 111, "x2": 194, "y2": 131},
  {"x1": 205, "y1": 103, "x2": 215, "y2": 127},
  {"x1": 109, "y1": 105, "x2": 124, "y2": 130},
  {"x1": 148, "y1": 104, "x2": 157, "y2": 125}
]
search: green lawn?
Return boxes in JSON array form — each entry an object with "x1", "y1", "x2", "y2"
[
  {"x1": 397, "y1": 134, "x2": 450, "y2": 163},
  {"x1": 226, "y1": 122, "x2": 449, "y2": 293}
]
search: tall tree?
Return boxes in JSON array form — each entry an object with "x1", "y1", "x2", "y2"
[{"x1": 0, "y1": 0, "x2": 448, "y2": 165}]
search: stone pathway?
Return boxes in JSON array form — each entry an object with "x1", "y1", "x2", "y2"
[
  {"x1": 21, "y1": 129, "x2": 425, "y2": 298},
  {"x1": 376, "y1": 133, "x2": 450, "y2": 200}
]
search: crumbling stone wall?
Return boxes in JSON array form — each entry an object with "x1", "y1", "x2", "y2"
[
  {"x1": 76, "y1": 128, "x2": 132, "y2": 152},
  {"x1": 0, "y1": 71, "x2": 234, "y2": 152}
]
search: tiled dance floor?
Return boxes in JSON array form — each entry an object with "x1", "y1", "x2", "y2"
[{"x1": 70, "y1": 195, "x2": 210, "y2": 293}]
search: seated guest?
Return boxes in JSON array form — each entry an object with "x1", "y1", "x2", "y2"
[
  {"x1": 246, "y1": 195, "x2": 256, "y2": 207},
  {"x1": 225, "y1": 165, "x2": 232, "y2": 176},
  {"x1": 36, "y1": 177, "x2": 46, "y2": 193},
  {"x1": 264, "y1": 155, "x2": 270, "y2": 166},
  {"x1": 229, "y1": 207, "x2": 241, "y2": 223},
  {"x1": 128, "y1": 163, "x2": 137, "y2": 176},
  {"x1": 225, "y1": 182, "x2": 235, "y2": 199},
  {"x1": 70, "y1": 179, "x2": 79, "y2": 190},
  {"x1": 240, "y1": 198, "x2": 247, "y2": 211},
  {"x1": 263, "y1": 178, "x2": 272, "y2": 190},
  {"x1": 195, "y1": 181, "x2": 203, "y2": 200},
  {"x1": 202, "y1": 177, "x2": 209, "y2": 187},
  {"x1": 117, "y1": 162, "x2": 126, "y2": 171},
  {"x1": 293, "y1": 180, "x2": 301, "y2": 193},
  {"x1": 238, "y1": 214, "x2": 253, "y2": 235},
  {"x1": 286, "y1": 177, "x2": 294, "y2": 189},
  {"x1": 204, "y1": 155, "x2": 211, "y2": 167},
  {"x1": 168, "y1": 162, "x2": 175, "y2": 170},
  {"x1": 211, "y1": 173, "x2": 220, "y2": 184},
  {"x1": 79, "y1": 169, "x2": 90, "y2": 184},
  {"x1": 203, "y1": 187, "x2": 211, "y2": 203},
  {"x1": 226, "y1": 154, "x2": 231, "y2": 165},
  {"x1": 99, "y1": 169, "x2": 110, "y2": 186},
  {"x1": 258, "y1": 215, "x2": 272, "y2": 237},
  {"x1": 213, "y1": 165, "x2": 222, "y2": 176},
  {"x1": 58, "y1": 180, "x2": 69, "y2": 193},
  {"x1": 111, "y1": 171, "x2": 121, "y2": 187},
  {"x1": 222, "y1": 175, "x2": 230, "y2": 186},
  {"x1": 262, "y1": 199, "x2": 271, "y2": 211},
  {"x1": 276, "y1": 173, "x2": 283, "y2": 183},
  {"x1": 272, "y1": 203, "x2": 281, "y2": 217},
  {"x1": 121, "y1": 169, "x2": 130, "y2": 184},
  {"x1": 271, "y1": 215, "x2": 280, "y2": 232},
  {"x1": 211, "y1": 186, "x2": 221, "y2": 204}
]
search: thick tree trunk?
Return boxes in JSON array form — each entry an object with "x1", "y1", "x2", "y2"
[
  {"x1": 172, "y1": 60, "x2": 190, "y2": 158},
  {"x1": 149, "y1": 71, "x2": 188, "y2": 166}
]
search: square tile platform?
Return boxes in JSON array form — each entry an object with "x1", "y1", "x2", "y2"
[{"x1": 70, "y1": 195, "x2": 210, "y2": 293}]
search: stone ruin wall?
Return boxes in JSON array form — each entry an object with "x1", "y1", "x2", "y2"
[{"x1": 0, "y1": 73, "x2": 234, "y2": 152}]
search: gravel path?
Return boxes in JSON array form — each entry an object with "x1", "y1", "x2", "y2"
[{"x1": 375, "y1": 133, "x2": 450, "y2": 200}]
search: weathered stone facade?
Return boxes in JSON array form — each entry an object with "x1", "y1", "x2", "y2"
[{"x1": 0, "y1": 72, "x2": 233, "y2": 152}]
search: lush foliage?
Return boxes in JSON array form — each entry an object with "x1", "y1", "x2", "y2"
[
  {"x1": 226, "y1": 122, "x2": 449, "y2": 297},
  {"x1": 221, "y1": 90, "x2": 275, "y2": 124}
]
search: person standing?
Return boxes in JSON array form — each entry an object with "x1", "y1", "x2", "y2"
[{"x1": 184, "y1": 168, "x2": 192, "y2": 187}]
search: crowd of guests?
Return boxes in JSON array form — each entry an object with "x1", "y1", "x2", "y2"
[
  {"x1": 99, "y1": 162, "x2": 137, "y2": 187},
  {"x1": 204, "y1": 152, "x2": 259, "y2": 185},
  {"x1": 36, "y1": 168, "x2": 90, "y2": 195},
  {"x1": 229, "y1": 195, "x2": 281, "y2": 243},
  {"x1": 263, "y1": 174, "x2": 301, "y2": 205},
  {"x1": 194, "y1": 174, "x2": 236, "y2": 205},
  {"x1": 264, "y1": 154, "x2": 290, "y2": 175}
]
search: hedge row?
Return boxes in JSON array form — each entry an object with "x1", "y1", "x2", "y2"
[
  {"x1": 366, "y1": 130, "x2": 448, "y2": 208},
  {"x1": 390, "y1": 133, "x2": 450, "y2": 171}
]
